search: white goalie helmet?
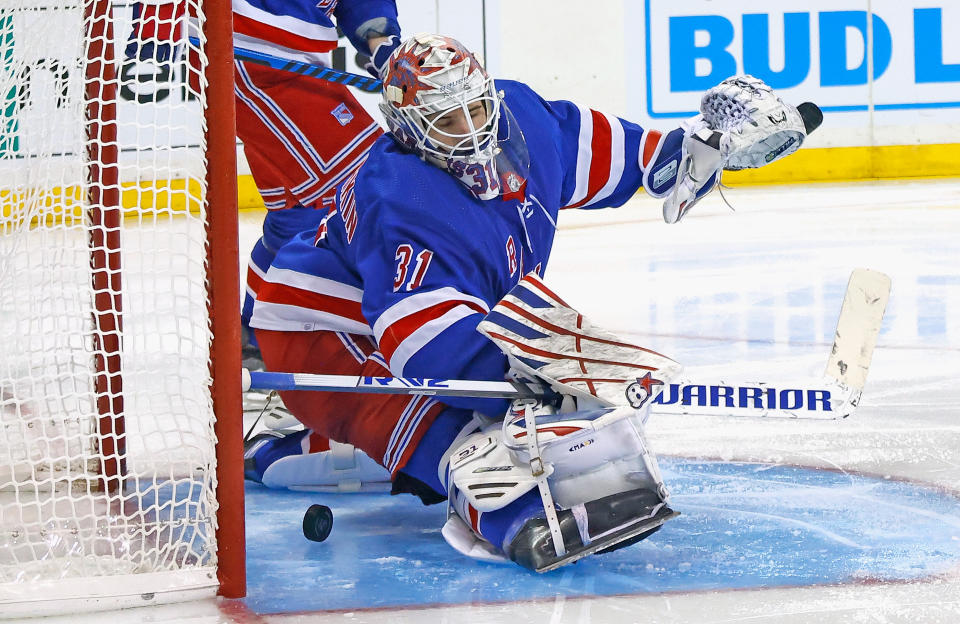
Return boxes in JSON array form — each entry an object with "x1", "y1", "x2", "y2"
[{"x1": 379, "y1": 34, "x2": 527, "y2": 199}]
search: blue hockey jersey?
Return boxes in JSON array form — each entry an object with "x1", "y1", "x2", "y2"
[{"x1": 250, "y1": 80, "x2": 685, "y2": 415}]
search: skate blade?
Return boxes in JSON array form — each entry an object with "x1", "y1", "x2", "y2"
[{"x1": 535, "y1": 508, "x2": 680, "y2": 573}]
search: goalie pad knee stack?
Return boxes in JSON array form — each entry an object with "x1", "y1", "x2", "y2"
[{"x1": 442, "y1": 399, "x2": 678, "y2": 572}]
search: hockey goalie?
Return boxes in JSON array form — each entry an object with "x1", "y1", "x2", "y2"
[{"x1": 242, "y1": 33, "x2": 823, "y2": 571}]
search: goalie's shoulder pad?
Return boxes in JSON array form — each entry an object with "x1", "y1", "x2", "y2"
[{"x1": 701, "y1": 74, "x2": 808, "y2": 170}]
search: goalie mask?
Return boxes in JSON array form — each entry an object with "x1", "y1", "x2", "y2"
[{"x1": 380, "y1": 34, "x2": 529, "y2": 200}]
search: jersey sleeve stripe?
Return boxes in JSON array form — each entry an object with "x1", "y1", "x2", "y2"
[
  {"x1": 256, "y1": 284, "x2": 365, "y2": 324},
  {"x1": 233, "y1": 33, "x2": 334, "y2": 66},
  {"x1": 571, "y1": 110, "x2": 612, "y2": 208},
  {"x1": 640, "y1": 129, "x2": 673, "y2": 197},
  {"x1": 378, "y1": 300, "x2": 488, "y2": 371},
  {"x1": 263, "y1": 266, "x2": 364, "y2": 301},
  {"x1": 565, "y1": 110, "x2": 627, "y2": 209},
  {"x1": 250, "y1": 300, "x2": 371, "y2": 334},
  {"x1": 233, "y1": 0, "x2": 339, "y2": 47},
  {"x1": 565, "y1": 105, "x2": 594, "y2": 208},
  {"x1": 641, "y1": 129, "x2": 665, "y2": 169},
  {"x1": 233, "y1": 13, "x2": 338, "y2": 54},
  {"x1": 581, "y1": 112, "x2": 626, "y2": 208},
  {"x1": 372, "y1": 288, "x2": 489, "y2": 338}
]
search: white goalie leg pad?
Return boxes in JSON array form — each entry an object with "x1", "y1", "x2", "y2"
[
  {"x1": 261, "y1": 440, "x2": 392, "y2": 493},
  {"x1": 442, "y1": 398, "x2": 669, "y2": 561},
  {"x1": 441, "y1": 422, "x2": 537, "y2": 564},
  {"x1": 500, "y1": 400, "x2": 670, "y2": 508}
]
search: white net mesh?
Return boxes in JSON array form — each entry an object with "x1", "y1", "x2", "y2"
[{"x1": 0, "y1": 0, "x2": 220, "y2": 607}]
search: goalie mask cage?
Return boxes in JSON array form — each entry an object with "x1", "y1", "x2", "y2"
[{"x1": 0, "y1": 0, "x2": 244, "y2": 617}]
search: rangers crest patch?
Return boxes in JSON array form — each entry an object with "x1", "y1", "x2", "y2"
[{"x1": 331, "y1": 103, "x2": 354, "y2": 126}]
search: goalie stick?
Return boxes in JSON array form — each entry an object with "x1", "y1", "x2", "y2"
[
  {"x1": 243, "y1": 269, "x2": 890, "y2": 421},
  {"x1": 242, "y1": 370, "x2": 854, "y2": 420},
  {"x1": 187, "y1": 36, "x2": 383, "y2": 93}
]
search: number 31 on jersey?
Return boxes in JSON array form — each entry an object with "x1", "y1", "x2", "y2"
[{"x1": 394, "y1": 244, "x2": 434, "y2": 291}]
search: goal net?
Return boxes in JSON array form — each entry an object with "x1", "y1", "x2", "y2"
[{"x1": 0, "y1": 0, "x2": 241, "y2": 616}]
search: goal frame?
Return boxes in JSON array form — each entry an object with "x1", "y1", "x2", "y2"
[
  {"x1": 201, "y1": 0, "x2": 245, "y2": 600},
  {"x1": 80, "y1": 0, "x2": 243, "y2": 604}
]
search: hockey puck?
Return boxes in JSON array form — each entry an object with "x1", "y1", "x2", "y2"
[{"x1": 302, "y1": 504, "x2": 333, "y2": 542}]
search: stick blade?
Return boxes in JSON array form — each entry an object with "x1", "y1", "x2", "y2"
[{"x1": 825, "y1": 268, "x2": 891, "y2": 393}]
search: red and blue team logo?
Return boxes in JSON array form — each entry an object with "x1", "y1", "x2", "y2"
[
  {"x1": 625, "y1": 372, "x2": 664, "y2": 408},
  {"x1": 331, "y1": 102, "x2": 354, "y2": 126}
]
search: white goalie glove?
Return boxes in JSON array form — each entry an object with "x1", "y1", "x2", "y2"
[
  {"x1": 663, "y1": 75, "x2": 822, "y2": 223},
  {"x1": 702, "y1": 75, "x2": 816, "y2": 171}
]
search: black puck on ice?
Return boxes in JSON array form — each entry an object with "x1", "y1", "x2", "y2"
[{"x1": 302, "y1": 504, "x2": 333, "y2": 542}]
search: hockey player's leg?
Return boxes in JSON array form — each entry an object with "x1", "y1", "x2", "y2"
[
  {"x1": 392, "y1": 406, "x2": 480, "y2": 505},
  {"x1": 241, "y1": 206, "x2": 331, "y2": 354},
  {"x1": 244, "y1": 428, "x2": 309, "y2": 484},
  {"x1": 241, "y1": 237, "x2": 277, "y2": 371},
  {"x1": 244, "y1": 428, "x2": 393, "y2": 492},
  {"x1": 443, "y1": 400, "x2": 678, "y2": 572},
  {"x1": 250, "y1": 328, "x2": 465, "y2": 492}
]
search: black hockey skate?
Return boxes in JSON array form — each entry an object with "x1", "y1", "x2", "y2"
[{"x1": 505, "y1": 487, "x2": 679, "y2": 573}]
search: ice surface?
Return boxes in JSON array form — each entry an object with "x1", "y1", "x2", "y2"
[{"x1": 18, "y1": 179, "x2": 960, "y2": 623}]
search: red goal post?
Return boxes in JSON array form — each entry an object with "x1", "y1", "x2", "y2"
[{"x1": 0, "y1": 0, "x2": 244, "y2": 615}]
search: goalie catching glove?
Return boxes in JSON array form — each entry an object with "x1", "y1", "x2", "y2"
[
  {"x1": 663, "y1": 74, "x2": 822, "y2": 223},
  {"x1": 703, "y1": 75, "x2": 822, "y2": 171}
]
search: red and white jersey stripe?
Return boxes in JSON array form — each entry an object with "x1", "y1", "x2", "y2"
[
  {"x1": 372, "y1": 288, "x2": 490, "y2": 374},
  {"x1": 563, "y1": 106, "x2": 627, "y2": 209},
  {"x1": 233, "y1": 0, "x2": 340, "y2": 65},
  {"x1": 383, "y1": 395, "x2": 440, "y2": 473},
  {"x1": 253, "y1": 267, "x2": 369, "y2": 335}
]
